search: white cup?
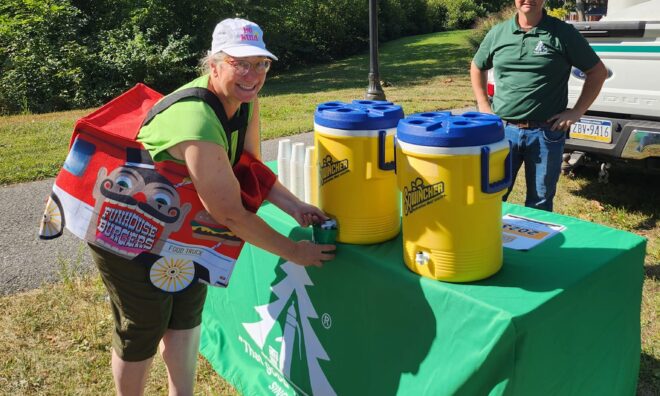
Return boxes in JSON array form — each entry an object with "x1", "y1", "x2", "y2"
[
  {"x1": 277, "y1": 139, "x2": 292, "y2": 190},
  {"x1": 290, "y1": 142, "x2": 306, "y2": 200},
  {"x1": 304, "y1": 146, "x2": 317, "y2": 205}
]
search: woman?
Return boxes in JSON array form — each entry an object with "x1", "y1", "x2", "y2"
[{"x1": 90, "y1": 18, "x2": 334, "y2": 395}]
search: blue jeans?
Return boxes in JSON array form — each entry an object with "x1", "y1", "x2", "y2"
[{"x1": 502, "y1": 124, "x2": 566, "y2": 212}]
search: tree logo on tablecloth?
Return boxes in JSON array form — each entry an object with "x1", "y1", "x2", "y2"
[{"x1": 242, "y1": 261, "x2": 336, "y2": 396}]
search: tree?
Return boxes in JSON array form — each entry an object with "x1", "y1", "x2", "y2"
[{"x1": 0, "y1": 0, "x2": 87, "y2": 114}]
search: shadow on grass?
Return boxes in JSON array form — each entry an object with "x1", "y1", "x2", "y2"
[
  {"x1": 568, "y1": 164, "x2": 660, "y2": 232},
  {"x1": 263, "y1": 31, "x2": 473, "y2": 96},
  {"x1": 644, "y1": 262, "x2": 660, "y2": 280},
  {"x1": 638, "y1": 352, "x2": 660, "y2": 396}
]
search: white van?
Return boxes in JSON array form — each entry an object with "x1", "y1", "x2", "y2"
[{"x1": 565, "y1": 0, "x2": 660, "y2": 180}]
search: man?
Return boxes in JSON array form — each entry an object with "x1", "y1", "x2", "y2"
[{"x1": 470, "y1": 0, "x2": 607, "y2": 211}]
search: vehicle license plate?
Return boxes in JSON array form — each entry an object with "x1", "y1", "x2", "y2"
[{"x1": 569, "y1": 118, "x2": 613, "y2": 143}]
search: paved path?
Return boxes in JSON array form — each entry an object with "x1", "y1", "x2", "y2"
[{"x1": 0, "y1": 132, "x2": 313, "y2": 295}]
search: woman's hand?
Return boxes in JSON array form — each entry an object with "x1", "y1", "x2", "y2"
[
  {"x1": 266, "y1": 180, "x2": 329, "y2": 227},
  {"x1": 289, "y1": 201, "x2": 328, "y2": 228},
  {"x1": 289, "y1": 240, "x2": 335, "y2": 267}
]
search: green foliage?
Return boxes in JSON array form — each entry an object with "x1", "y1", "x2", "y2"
[
  {"x1": 426, "y1": 0, "x2": 449, "y2": 31},
  {"x1": 379, "y1": 0, "x2": 408, "y2": 41},
  {"x1": 547, "y1": 7, "x2": 570, "y2": 20},
  {"x1": 251, "y1": 0, "x2": 369, "y2": 68},
  {"x1": 0, "y1": 0, "x2": 87, "y2": 114},
  {"x1": 547, "y1": 0, "x2": 575, "y2": 9},
  {"x1": 435, "y1": 0, "x2": 486, "y2": 29},
  {"x1": 476, "y1": 0, "x2": 510, "y2": 13},
  {"x1": 91, "y1": 25, "x2": 196, "y2": 100},
  {"x1": 467, "y1": 6, "x2": 516, "y2": 52},
  {"x1": 380, "y1": 0, "x2": 431, "y2": 41},
  {"x1": 0, "y1": 0, "x2": 511, "y2": 115}
]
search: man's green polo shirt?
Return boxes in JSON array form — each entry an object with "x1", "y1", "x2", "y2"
[{"x1": 473, "y1": 12, "x2": 600, "y2": 121}]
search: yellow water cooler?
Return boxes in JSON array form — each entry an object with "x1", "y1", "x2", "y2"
[
  {"x1": 314, "y1": 100, "x2": 404, "y2": 244},
  {"x1": 396, "y1": 111, "x2": 511, "y2": 282}
]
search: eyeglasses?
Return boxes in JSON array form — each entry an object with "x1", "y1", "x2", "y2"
[{"x1": 223, "y1": 58, "x2": 272, "y2": 76}]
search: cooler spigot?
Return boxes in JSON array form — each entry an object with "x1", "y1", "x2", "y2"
[{"x1": 415, "y1": 251, "x2": 430, "y2": 265}]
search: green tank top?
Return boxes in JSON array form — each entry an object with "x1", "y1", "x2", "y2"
[{"x1": 137, "y1": 75, "x2": 253, "y2": 164}]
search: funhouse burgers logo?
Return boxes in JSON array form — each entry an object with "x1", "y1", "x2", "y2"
[
  {"x1": 96, "y1": 201, "x2": 160, "y2": 253},
  {"x1": 404, "y1": 177, "x2": 445, "y2": 215},
  {"x1": 320, "y1": 155, "x2": 349, "y2": 186}
]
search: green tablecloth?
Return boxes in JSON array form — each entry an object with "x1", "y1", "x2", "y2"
[{"x1": 200, "y1": 201, "x2": 645, "y2": 396}]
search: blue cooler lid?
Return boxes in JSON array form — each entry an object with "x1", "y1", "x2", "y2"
[
  {"x1": 351, "y1": 99, "x2": 394, "y2": 106},
  {"x1": 397, "y1": 111, "x2": 504, "y2": 147},
  {"x1": 314, "y1": 101, "x2": 404, "y2": 130},
  {"x1": 407, "y1": 111, "x2": 452, "y2": 121}
]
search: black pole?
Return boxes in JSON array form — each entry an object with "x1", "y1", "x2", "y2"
[{"x1": 366, "y1": 0, "x2": 386, "y2": 101}]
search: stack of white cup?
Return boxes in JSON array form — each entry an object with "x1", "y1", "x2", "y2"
[
  {"x1": 277, "y1": 139, "x2": 292, "y2": 190},
  {"x1": 276, "y1": 139, "x2": 318, "y2": 204}
]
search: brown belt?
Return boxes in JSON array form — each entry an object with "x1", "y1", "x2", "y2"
[{"x1": 503, "y1": 119, "x2": 550, "y2": 129}]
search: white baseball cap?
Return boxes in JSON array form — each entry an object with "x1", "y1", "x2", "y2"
[{"x1": 211, "y1": 18, "x2": 278, "y2": 60}]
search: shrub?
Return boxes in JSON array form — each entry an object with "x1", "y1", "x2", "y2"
[
  {"x1": 476, "y1": 0, "x2": 510, "y2": 13},
  {"x1": 467, "y1": 6, "x2": 516, "y2": 52},
  {"x1": 435, "y1": 0, "x2": 485, "y2": 30},
  {"x1": 426, "y1": 0, "x2": 449, "y2": 32},
  {"x1": 0, "y1": 0, "x2": 201, "y2": 114},
  {"x1": 255, "y1": 0, "x2": 369, "y2": 67},
  {"x1": 90, "y1": 26, "x2": 196, "y2": 102},
  {"x1": 379, "y1": 0, "x2": 427, "y2": 41},
  {"x1": 0, "y1": 0, "x2": 87, "y2": 114},
  {"x1": 547, "y1": 7, "x2": 569, "y2": 20}
]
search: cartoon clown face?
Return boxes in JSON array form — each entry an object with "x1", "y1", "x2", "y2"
[{"x1": 87, "y1": 149, "x2": 191, "y2": 257}]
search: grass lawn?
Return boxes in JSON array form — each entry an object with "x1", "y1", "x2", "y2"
[{"x1": 0, "y1": 29, "x2": 658, "y2": 395}]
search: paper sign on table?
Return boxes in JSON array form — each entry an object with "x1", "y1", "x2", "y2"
[{"x1": 502, "y1": 214, "x2": 566, "y2": 250}]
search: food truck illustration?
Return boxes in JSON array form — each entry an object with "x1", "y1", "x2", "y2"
[{"x1": 39, "y1": 84, "x2": 275, "y2": 292}]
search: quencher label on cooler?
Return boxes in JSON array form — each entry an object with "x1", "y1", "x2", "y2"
[
  {"x1": 403, "y1": 177, "x2": 446, "y2": 216},
  {"x1": 320, "y1": 154, "x2": 350, "y2": 186}
]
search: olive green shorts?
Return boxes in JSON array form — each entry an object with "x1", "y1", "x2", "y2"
[{"x1": 89, "y1": 244, "x2": 207, "y2": 362}]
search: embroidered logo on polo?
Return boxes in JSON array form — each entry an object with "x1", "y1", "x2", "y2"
[
  {"x1": 533, "y1": 40, "x2": 549, "y2": 55},
  {"x1": 240, "y1": 261, "x2": 337, "y2": 396},
  {"x1": 320, "y1": 155, "x2": 349, "y2": 186},
  {"x1": 403, "y1": 177, "x2": 445, "y2": 216}
]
